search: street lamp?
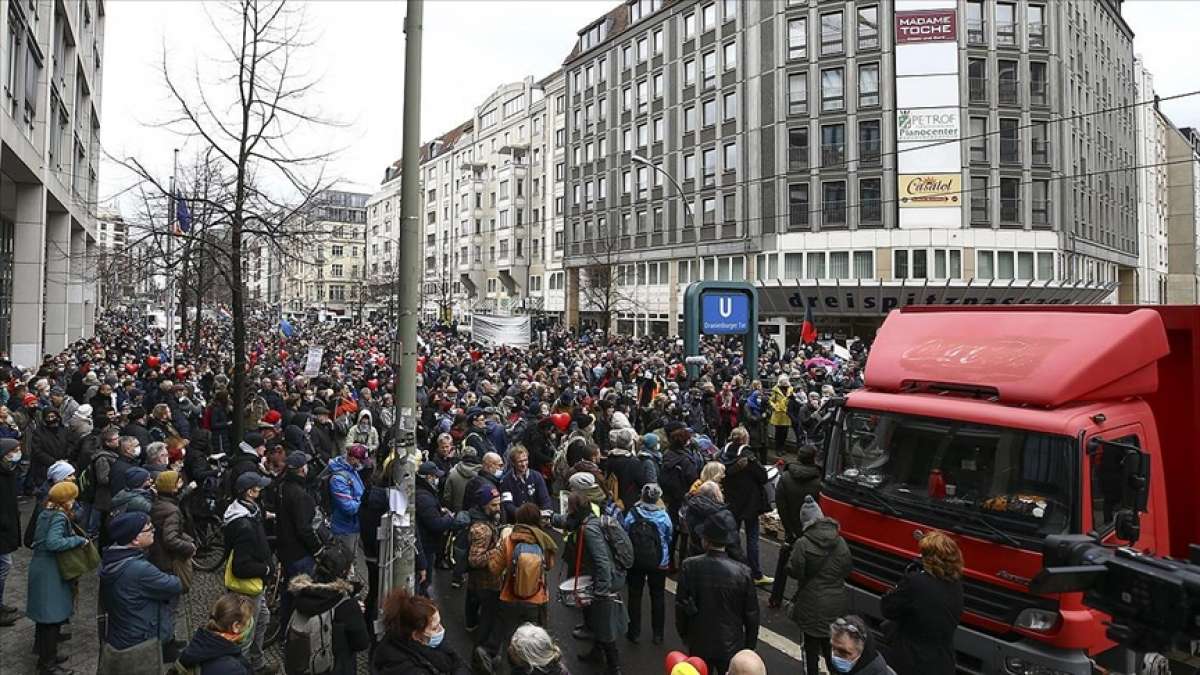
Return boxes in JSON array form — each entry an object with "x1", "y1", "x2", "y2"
[{"x1": 630, "y1": 153, "x2": 703, "y2": 281}]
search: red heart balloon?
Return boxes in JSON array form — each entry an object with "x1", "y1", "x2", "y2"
[
  {"x1": 367, "y1": 379, "x2": 379, "y2": 391},
  {"x1": 124, "y1": 363, "x2": 138, "y2": 375},
  {"x1": 550, "y1": 412, "x2": 571, "y2": 433},
  {"x1": 146, "y1": 356, "x2": 160, "y2": 368},
  {"x1": 279, "y1": 350, "x2": 289, "y2": 361},
  {"x1": 665, "y1": 652, "x2": 689, "y2": 675}
]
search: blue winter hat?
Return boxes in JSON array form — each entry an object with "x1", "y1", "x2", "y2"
[
  {"x1": 125, "y1": 467, "x2": 151, "y2": 489},
  {"x1": 642, "y1": 433, "x2": 659, "y2": 451},
  {"x1": 109, "y1": 512, "x2": 150, "y2": 546}
]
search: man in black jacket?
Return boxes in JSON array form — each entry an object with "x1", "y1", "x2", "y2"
[
  {"x1": 0, "y1": 439, "x2": 21, "y2": 626},
  {"x1": 224, "y1": 432, "x2": 266, "y2": 502},
  {"x1": 28, "y1": 409, "x2": 70, "y2": 488},
  {"x1": 120, "y1": 406, "x2": 153, "y2": 452},
  {"x1": 676, "y1": 510, "x2": 760, "y2": 675},
  {"x1": 275, "y1": 451, "x2": 323, "y2": 636},
  {"x1": 307, "y1": 406, "x2": 338, "y2": 461},
  {"x1": 770, "y1": 444, "x2": 823, "y2": 607},
  {"x1": 414, "y1": 462, "x2": 453, "y2": 587},
  {"x1": 222, "y1": 472, "x2": 277, "y2": 674}
]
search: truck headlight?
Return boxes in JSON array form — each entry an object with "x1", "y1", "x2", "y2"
[
  {"x1": 1004, "y1": 656, "x2": 1074, "y2": 675},
  {"x1": 1014, "y1": 608, "x2": 1060, "y2": 633}
]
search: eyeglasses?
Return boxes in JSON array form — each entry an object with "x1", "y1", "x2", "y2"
[{"x1": 830, "y1": 617, "x2": 863, "y2": 635}]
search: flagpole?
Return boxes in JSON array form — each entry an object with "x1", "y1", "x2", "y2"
[{"x1": 167, "y1": 148, "x2": 179, "y2": 365}]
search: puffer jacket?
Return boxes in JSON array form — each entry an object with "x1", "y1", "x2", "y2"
[
  {"x1": 288, "y1": 574, "x2": 371, "y2": 675},
  {"x1": 327, "y1": 455, "x2": 365, "y2": 536},
  {"x1": 148, "y1": 492, "x2": 196, "y2": 592},
  {"x1": 623, "y1": 502, "x2": 673, "y2": 568},
  {"x1": 675, "y1": 550, "x2": 759, "y2": 661},
  {"x1": 98, "y1": 545, "x2": 183, "y2": 649},
  {"x1": 786, "y1": 517, "x2": 852, "y2": 636},
  {"x1": 110, "y1": 487, "x2": 154, "y2": 517},
  {"x1": 775, "y1": 460, "x2": 822, "y2": 540}
]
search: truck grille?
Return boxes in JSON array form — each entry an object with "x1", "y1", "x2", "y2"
[{"x1": 846, "y1": 540, "x2": 1059, "y2": 626}]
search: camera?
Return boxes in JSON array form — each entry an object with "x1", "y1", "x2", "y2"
[{"x1": 1032, "y1": 534, "x2": 1200, "y2": 657}]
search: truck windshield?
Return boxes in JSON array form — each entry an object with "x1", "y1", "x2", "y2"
[{"x1": 827, "y1": 409, "x2": 1074, "y2": 546}]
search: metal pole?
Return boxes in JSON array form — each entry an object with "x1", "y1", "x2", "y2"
[
  {"x1": 385, "y1": 0, "x2": 423, "y2": 598},
  {"x1": 166, "y1": 148, "x2": 179, "y2": 364}
]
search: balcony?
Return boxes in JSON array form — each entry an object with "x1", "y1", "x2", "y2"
[
  {"x1": 458, "y1": 204, "x2": 484, "y2": 220},
  {"x1": 458, "y1": 179, "x2": 484, "y2": 199}
]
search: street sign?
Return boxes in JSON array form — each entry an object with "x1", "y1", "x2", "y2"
[{"x1": 701, "y1": 292, "x2": 751, "y2": 334}]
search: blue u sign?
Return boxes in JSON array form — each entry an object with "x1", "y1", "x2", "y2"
[{"x1": 701, "y1": 292, "x2": 750, "y2": 334}]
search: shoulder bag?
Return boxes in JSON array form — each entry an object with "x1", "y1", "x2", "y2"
[{"x1": 57, "y1": 520, "x2": 100, "y2": 581}]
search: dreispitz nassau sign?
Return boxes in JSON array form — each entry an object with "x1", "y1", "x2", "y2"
[{"x1": 754, "y1": 279, "x2": 1116, "y2": 318}]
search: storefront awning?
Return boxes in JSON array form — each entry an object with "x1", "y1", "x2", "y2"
[{"x1": 755, "y1": 279, "x2": 1117, "y2": 318}]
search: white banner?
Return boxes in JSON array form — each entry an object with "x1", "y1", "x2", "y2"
[
  {"x1": 470, "y1": 315, "x2": 531, "y2": 348},
  {"x1": 303, "y1": 347, "x2": 324, "y2": 377}
]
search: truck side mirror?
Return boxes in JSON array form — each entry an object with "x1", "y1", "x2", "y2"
[
  {"x1": 1123, "y1": 452, "x2": 1150, "y2": 513},
  {"x1": 1114, "y1": 510, "x2": 1141, "y2": 544}
]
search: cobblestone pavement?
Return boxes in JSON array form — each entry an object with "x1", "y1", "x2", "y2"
[{"x1": 1, "y1": 497, "x2": 371, "y2": 674}]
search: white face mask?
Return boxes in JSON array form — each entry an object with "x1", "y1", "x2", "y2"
[
  {"x1": 5, "y1": 451, "x2": 20, "y2": 464},
  {"x1": 305, "y1": 422, "x2": 313, "y2": 433},
  {"x1": 132, "y1": 445, "x2": 142, "y2": 458}
]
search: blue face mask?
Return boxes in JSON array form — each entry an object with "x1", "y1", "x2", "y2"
[
  {"x1": 427, "y1": 627, "x2": 445, "y2": 649},
  {"x1": 831, "y1": 655, "x2": 856, "y2": 673}
]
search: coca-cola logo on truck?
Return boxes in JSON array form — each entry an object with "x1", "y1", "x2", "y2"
[{"x1": 895, "y1": 9, "x2": 958, "y2": 44}]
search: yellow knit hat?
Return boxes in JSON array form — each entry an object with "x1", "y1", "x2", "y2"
[
  {"x1": 48, "y1": 481, "x2": 79, "y2": 505},
  {"x1": 155, "y1": 470, "x2": 180, "y2": 495}
]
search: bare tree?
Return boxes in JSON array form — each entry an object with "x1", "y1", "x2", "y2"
[
  {"x1": 112, "y1": 0, "x2": 340, "y2": 443},
  {"x1": 577, "y1": 227, "x2": 641, "y2": 335}
]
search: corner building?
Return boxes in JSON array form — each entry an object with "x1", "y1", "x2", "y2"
[
  {"x1": 1, "y1": 0, "x2": 105, "y2": 367},
  {"x1": 561, "y1": 0, "x2": 1131, "y2": 340}
]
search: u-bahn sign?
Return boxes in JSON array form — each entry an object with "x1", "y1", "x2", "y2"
[{"x1": 684, "y1": 281, "x2": 759, "y2": 382}]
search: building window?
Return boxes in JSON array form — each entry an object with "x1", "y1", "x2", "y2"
[
  {"x1": 638, "y1": 37, "x2": 649, "y2": 62},
  {"x1": 702, "y1": 147, "x2": 717, "y2": 185},
  {"x1": 1030, "y1": 61, "x2": 1048, "y2": 105},
  {"x1": 969, "y1": 117, "x2": 988, "y2": 162},
  {"x1": 684, "y1": 153, "x2": 695, "y2": 181},
  {"x1": 857, "y1": 6, "x2": 879, "y2": 50},
  {"x1": 724, "y1": 41, "x2": 736, "y2": 70},
  {"x1": 653, "y1": 116, "x2": 664, "y2": 142},
  {"x1": 1031, "y1": 121, "x2": 1050, "y2": 165},
  {"x1": 703, "y1": 98, "x2": 717, "y2": 126},
  {"x1": 702, "y1": 3, "x2": 716, "y2": 31},
  {"x1": 968, "y1": 59, "x2": 987, "y2": 103},
  {"x1": 807, "y1": 252, "x2": 826, "y2": 279},
  {"x1": 967, "y1": 0, "x2": 986, "y2": 45},
  {"x1": 999, "y1": 118, "x2": 1020, "y2": 164},
  {"x1": 821, "y1": 123, "x2": 845, "y2": 167},
  {"x1": 684, "y1": 59, "x2": 696, "y2": 86},
  {"x1": 331, "y1": 264, "x2": 344, "y2": 278},
  {"x1": 1000, "y1": 178, "x2": 1020, "y2": 224},
  {"x1": 996, "y1": 2, "x2": 1016, "y2": 46},
  {"x1": 654, "y1": 29, "x2": 664, "y2": 54},
  {"x1": 622, "y1": 87, "x2": 632, "y2": 111},
  {"x1": 684, "y1": 105, "x2": 696, "y2": 132},
  {"x1": 998, "y1": 60, "x2": 1019, "y2": 105},
  {"x1": 702, "y1": 51, "x2": 717, "y2": 89},
  {"x1": 788, "y1": 18, "x2": 807, "y2": 60},
  {"x1": 860, "y1": 178, "x2": 882, "y2": 225},
  {"x1": 1028, "y1": 5, "x2": 1046, "y2": 48},
  {"x1": 788, "y1": 182, "x2": 810, "y2": 229},
  {"x1": 858, "y1": 63, "x2": 879, "y2": 107},
  {"x1": 723, "y1": 142, "x2": 737, "y2": 172},
  {"x1": 858, "y1": 120, "x2": 881, "y2": 166},
  {"x1": 789, "y1": 127, "x2": 809, "y2": 170},
  {"x1": 821, "y1": 11, "x2": 843, "y2": 55},
  {"x1": 653, "y1": 72, "x2": 663, "y2": 98},
  {"x1": 722, "y1": 91, "x2": 737, "y2": 120},
  {"x1": 1031, "y1": 180, "x2": 1050, "y2": 226},
  {"x1": 683, "y1": 12, "x2": 696, "y2": 39},
  {"x1": 822, "y1": 181, "x2": 847, "y2": 227},
  {"x1": 971, "y1": 177, "x2": 990, "y2": 224},
  {"x1": 821, "y1": 67, "x2": 844, "y2": 111},
  {"x1": 637, "y1": 80, "x2": 648, "y2": 110},
  {"x1": 788, "y1": 72, "x2": 808, "y2": 115},
  {"x1": 703, "y1": 197, "x2": 716, "y2": 225}
]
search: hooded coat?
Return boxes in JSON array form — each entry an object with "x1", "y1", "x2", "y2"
[
  {"x1": 288, "y1": 574, "x2": 372, "y2": 675},
  {"x1": 98, "y1": 545, "x2": 184, "y2": 649},
  {"x1": 26, "y1": 508, "x2": 87, "y2": 624},
  {"x1": 327, "y1": 455, "x2": 365, "y2": 536},
  {"x1": 444, "y1": 460, "x2": 480, "y2": 513},
  {"x1": 487, "y1": 523, "x2": 559, "y2": 604},
  {"x1": 415, "y1": 476, "x2": 454, "y2": 566},
  {"x1": 602, "y1": 448, "x2": 644, "y2": 512},
  {"x1": 341, "y1": 410, "x2": 379, "y2": 454},
  {"x1": 276, "y1": 470, "x2": 322, "y2": 565},
  {"x1": 149, "y1": 492, "x2": 196, "y2": 592},
  {"x1": 721, "y1": 451, "x2": 768, "y2": 521},
  {"x1": 786, "y1": 518, "x2": 852, "y2": 636},
  {"x1": 683, "y1": 493, "x2": 728, "y2": 557},
  {"x1": 29, "y1": 420, "x2": 71, "y2": 486},
  {"x1": 177, "y1": 628, "x2": 252, "y2": 675},
  {"x1": 775, "y1": 461, "x2": 822, "y2": 540},
  {"x1": 660, "y1": 443, "x2": 701, "y2": 509},
  {"x1": 222, "y1": 499, "x2": 273, "y2": 581},
  {"x1": 371, "y1": 634, "x2": 471, "y2": 675},
  {"x1": 623, "y1": 502, "x2": 673, "y2": 568},
  {"x1": 0, "y1": 453, "x2": 21, "y2": 554}
]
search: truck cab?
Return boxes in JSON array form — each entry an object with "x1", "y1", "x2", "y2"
[{"x1": 823, "y1": 307, "x2": 1200, "y2": 675}]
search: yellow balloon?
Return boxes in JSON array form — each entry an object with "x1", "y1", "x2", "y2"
[{"x1": 671, "y1": 664, "x2": 700, "y2": 675}]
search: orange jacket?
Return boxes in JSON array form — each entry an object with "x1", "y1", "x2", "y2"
[{"x1": 487, "y1": 524, "x2": 559, "y2": 604}]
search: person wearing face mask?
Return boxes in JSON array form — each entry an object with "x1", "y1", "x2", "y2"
[
  {"x1": 28, "y1": 481, "x2": 89, "y2": 675},
  {"x1": 414, "y1": 462, "x2": 453, "y2": 592},
  {"x1": 98, "y1": 512, "x2": 185, "y2": 662},
  {"x1": 108, "y1": 436, "x2": 143, "y2": 498},
  {"x1": 29, "y1": 409, "x2": 70, "y2": 491},
  {"x1": 341, "y1": 410, "x2": 379, "y2": 456},
  {"x1": 0, "y1": 439, "x2": 22, "y2": 628},
  {"x1": 177, "y1": 592, "x2": 256, "y2": 674},
  {"x1": 373, "y1": 590, "x2": 468, "y2": 675},
  {"x1": 222, "y1": 472, "x2": 277, "y2": 675},
  {"x1": 829, "y1": 615, "x2": 895, "y2": 674}
]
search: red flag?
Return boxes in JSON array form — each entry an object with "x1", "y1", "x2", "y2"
[{"x1": 801, "y1": 302, "x2": 818, "y2": 344}]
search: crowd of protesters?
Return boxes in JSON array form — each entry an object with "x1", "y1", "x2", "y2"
[{"x1": 0, "y1": 308, "x2": 967, "y2": 675}]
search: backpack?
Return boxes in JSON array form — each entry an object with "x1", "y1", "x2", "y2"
[
  {"x1": 317, "y1": 468, "x2": 350, "y2": 522},
  {"x1": 282, "y1": 597, "x2": 346, "y2": 675},
  {"x1": 627, "y1": 509, "x2": 663, "y2": 571},
  {"x1": 594, "y1": 515, "x2": 635, "y2": 571},
  {"x1": 507, "y1": 539, "x2": 547, "y2": 600}
]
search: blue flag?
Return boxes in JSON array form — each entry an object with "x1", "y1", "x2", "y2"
[
  {"x1": 279, "y1": 319, "x2": 295, "y2": 338},
  {"x1": 174, "y1": 192, "x2": 191, "y2": 235}
]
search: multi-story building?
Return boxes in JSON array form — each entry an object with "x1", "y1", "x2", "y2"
[
  {"x1": 300, "y1": 189, "x2": 369, "y2": 318},
  {"x1": 559, "y1": 0, "x2": 1130, "y2": 338},
  {"x1": 368, "y1": 73, "x2": 568, "y2": 322},
  {"x1": 1166, "y1": 125, "x2": 1200, "y2": 302},
  {"x1": 1133, "y1": 57, "x2": 1168, "y2": 304},
  {"x1": 1, "y1": 0, "x2": 105, "y2": 366},
  {"x1": 94, "y1": 209, "x2": 132, "y2": 308},
  {"x1": 364, "y1": 168, "x2": 403, "y2": 319}
]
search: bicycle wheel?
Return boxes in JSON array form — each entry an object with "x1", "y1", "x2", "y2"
[
  {"x1": 262, "y1": 568, "x2": 284, "y2": 648},
  {"x1": 191, "y1": 518, "x2": 227, "y2": 572}
]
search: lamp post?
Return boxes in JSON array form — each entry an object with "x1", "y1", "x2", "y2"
[{"x1": 630, "y1": 153, "x2": 703, "y2": 280}]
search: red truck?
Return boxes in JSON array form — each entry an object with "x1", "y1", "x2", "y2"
[{"x1": 822, "y1": 305, "x2": 1200, "y2": 674}]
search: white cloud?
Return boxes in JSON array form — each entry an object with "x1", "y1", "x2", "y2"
[{"x1": 1123, "y1": 1, "x2": 1200, "y2": 129}]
